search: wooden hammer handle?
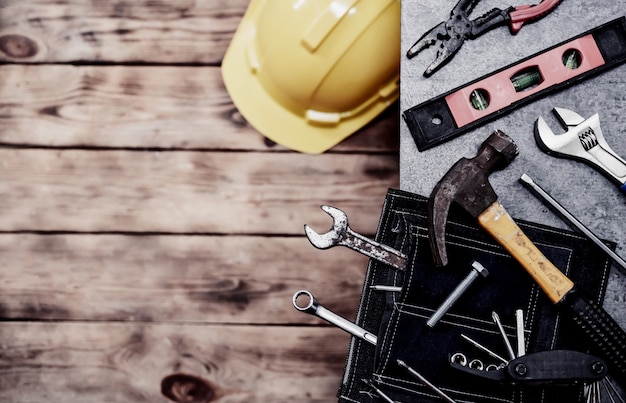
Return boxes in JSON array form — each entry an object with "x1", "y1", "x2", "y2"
[{"x1": 477, "y1": 200, "x2": 575, "y2": 303}]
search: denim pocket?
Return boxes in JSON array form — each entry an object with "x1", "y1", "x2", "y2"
[{"x1": 338, "y1": 189, "x2": 612, "y2": 403}]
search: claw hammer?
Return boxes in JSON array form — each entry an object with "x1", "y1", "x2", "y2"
[{"x1": 427, "y1": 130, "x2": 626, "y2": 387}]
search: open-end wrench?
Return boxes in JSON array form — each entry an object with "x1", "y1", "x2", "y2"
[
  {"x1": 535, "y1": 107, "x2": 626, "y2": 193},
  {"x1": 304, "y1": 205, "x2": 408, "y2": 270},
  {"x1": 292, "y1": 290, "x2": 378, "y2": 345}
]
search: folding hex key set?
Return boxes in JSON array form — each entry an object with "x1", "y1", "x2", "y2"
[{"x1": 291, "y1": 7, "x2": 626, "y2": 403}]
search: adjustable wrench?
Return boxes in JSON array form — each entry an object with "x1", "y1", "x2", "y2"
[
  {"x1": 304, "y1": 205, "x2": 408, "y2": 270},
  {"x1": 535, "y1": 107, "x2": 626, "y2": 193}
]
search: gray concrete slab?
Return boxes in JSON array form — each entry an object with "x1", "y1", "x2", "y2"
[{"x1": 400, "y1": 2, "x2": 626, "y2": 325}]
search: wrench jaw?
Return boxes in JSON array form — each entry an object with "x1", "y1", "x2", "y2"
[
  {"x1": 534, "y1": 115, "x2": 588, "y2": 160},
  {"x1": 535, "y1": 109, "x2": 626, "y2": 186},
  {"x1": 553, "y1": 106, "x2": 586, "y2": 127},
  {"x1": 303, "y1": 205, "x2": 348, "y2": 250},
  {"x1": 304, "y1": 224, "x2": 338, "y2": 250}
]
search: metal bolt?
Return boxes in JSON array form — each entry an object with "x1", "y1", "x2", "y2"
[
  {"x1": 591, "y1": 361, "x2": 605, "y2": 374},
  {"x1": 427, "y1": 261, "x2": 489, "y2": 327},
  {"x1": 514, "y1": 363, "x2": 528, "y2": 376}
]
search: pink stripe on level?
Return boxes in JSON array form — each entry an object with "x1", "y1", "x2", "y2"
[{"x1": 446, "y1": 34, "x2": 606, "y2": 128}]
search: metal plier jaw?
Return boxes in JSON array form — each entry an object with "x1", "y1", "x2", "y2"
[
  {"x1": 407, "y1": 0, "x2": 561, "y2": 77},
  {"x1": 535, "y1": 107, "x2": 626, "y2": 191},
  {"x1": 451, "y1": 350, "x2": 607, "y2": 384}
]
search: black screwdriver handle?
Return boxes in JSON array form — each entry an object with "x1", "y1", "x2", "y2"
[{"x1": 561, "y1": 288, "x2": 626, "y2": 387}]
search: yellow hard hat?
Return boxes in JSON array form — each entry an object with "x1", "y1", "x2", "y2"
[{"x1": 222, "y1": 0, "x2": 400, "y2": 154}]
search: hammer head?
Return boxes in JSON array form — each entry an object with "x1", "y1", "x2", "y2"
[{"x1": 428, "y1": 131, "x2": 519, "y2": 266}]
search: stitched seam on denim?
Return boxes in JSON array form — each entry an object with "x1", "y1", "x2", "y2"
[
  {"x1": 344, "y1": 193, "x2": 412, "y2": 396},
  {"x1": 526, "y1": 285, "x2": 541, "y2": 352},
  {"x1": 373, "y1": 194, "x2": 421, "y2": 374},
  {"x1": 343, "y1": 195, "x2": 398, "y2": 397},
  {"x1": 378, "y1": 224, "x2": 420, "y2": 374},
  {"x1": 549, "y1": 245, "x2": 575, "y2": 350},
  {"x1": 376, "y1": 374, "x2": 513, "y2": 403},
  {"x1": 596, "y1": 254, "x2": 611, "y2": 305},
  {"x1": 394, "y1": 303, "x2": 513, "y2": 336}
]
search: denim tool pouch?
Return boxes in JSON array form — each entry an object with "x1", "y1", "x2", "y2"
[{"x1": 337, "y1": 189, "x2": 614, "y2": 403}]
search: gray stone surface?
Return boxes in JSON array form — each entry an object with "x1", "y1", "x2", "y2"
[{"x1": 400, "y1": 1, "x2": 626, "y2": 326}]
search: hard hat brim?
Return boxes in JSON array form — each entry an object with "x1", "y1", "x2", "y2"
[{"x1": 221, "y1": 25, "x2": 397, "y2": 154}]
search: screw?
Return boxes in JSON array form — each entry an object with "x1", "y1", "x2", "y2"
[
  {"x1": 591, "y1": 361, "x2": 605, "y2": 374},
  {"x1": 514, "y1": 363, "x2": 528, "y2": 376},
  {"x1": 427, "y1": 261, "x2": 489, "y2": 327}
]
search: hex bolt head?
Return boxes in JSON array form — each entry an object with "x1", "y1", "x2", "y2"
[{"x1": 514, "y1": 363, "x2": 528, "y2": 376}]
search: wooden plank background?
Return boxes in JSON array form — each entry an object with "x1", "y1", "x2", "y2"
[{"x1": 0, "y1": 1, "x2": 400, "y2": 401}]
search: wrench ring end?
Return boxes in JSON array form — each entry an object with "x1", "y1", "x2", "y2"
[{"x1": 292, "y1": 290, "x2": 317, "y2": 313}]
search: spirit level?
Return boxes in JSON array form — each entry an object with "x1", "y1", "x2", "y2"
[{"x1": 403, "y1": 17, "x2": 626, "y2": 151}]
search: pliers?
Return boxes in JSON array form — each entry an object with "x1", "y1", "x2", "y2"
[{"x1": 407, "y1": 0, "x2": 562, "y2": 77}]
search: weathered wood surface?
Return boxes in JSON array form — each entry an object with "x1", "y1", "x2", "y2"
[
  {"x1": 0, "y1": 64, "x2": 398, "y2": 151},
  {"x1": 0, "y1": 1, "x2": 399, "y2": 401},
  {"x1": 0, "y1": 149, "x2": 397, "y2": 233},
  {"x1": 0, "y1": 322, "x2": 353, "y2": 402},
  {"x1": 0, "y1": 234, "x2": 369, "y2": 323},
  {"x1": 0, "y1": 0, "x2": 249, "y2": 64}
]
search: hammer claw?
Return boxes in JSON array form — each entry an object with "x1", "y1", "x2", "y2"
[{"x1": 428, "y1": 131, "x2": 517, "y2": 266}]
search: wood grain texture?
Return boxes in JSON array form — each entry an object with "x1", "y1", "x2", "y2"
[
  {"x1": 0, "y1": 64, "x2": 399, "y2": 151},
  {"x1": 0, "y1": 234, "x2": 370, "y2": 323},
  {"x1": 0, "y1": 149, "x2": 397, "y2": 233},
  {"x1": 0, "y1": 322, "x2": 354, "y2": 402},
  {"x1": 0, "y1": 1, "x2": 400, "y2": 401},
  {"x1": 0, "y1": 0, "x2": 249, "y2": 64}
]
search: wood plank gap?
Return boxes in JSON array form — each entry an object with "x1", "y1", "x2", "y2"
[
  {"x1": 0, "y1": 61, "x2": 222, "y2": 67},
  {"x1": 0, "y1": 143, "x2": 398, "y2": 156},
  {"x1": 0, "y1": 230, "x2": 318, "y2": 238}
]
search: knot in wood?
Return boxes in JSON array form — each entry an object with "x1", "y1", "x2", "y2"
[
  {"x1": 0, "y1": 34, "x2": 39, "y2": 58},
  {"x1": 161, "y1": 373, "x2": 216, "y2": 403}
]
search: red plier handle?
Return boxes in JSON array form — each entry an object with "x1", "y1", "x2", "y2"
[{"x1": 509, "y1": 0, "x2": 562, "y2": 33}]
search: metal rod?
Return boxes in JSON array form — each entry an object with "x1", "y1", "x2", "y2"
[
  {"x1": 397, "y1": 360, "x2": 457, "y2": 403},
  {"x1": 492, "y1": 311, "x2": 516, "y2": 360},
  {"x1": 362, "y1": 379, "x2": 396, "y2": 403},
  {"x1": 427, "y1": 261, "x2": 489, "y2": 328},
  {"x1": 370, "y1": 285, "x2": 403, "y2": 292},
  {"x1": 520, "y1": 174, "x2": 626, "y2": 273},
  {"x1": 515, "y1": 309, "x2": 526, "y2": 357},
  {"x1": 603, "y1": 378, "x2": 626, "y2": 403},
  {"x1": 460, "y1": 334, "x2": 508, "y2": 364}
]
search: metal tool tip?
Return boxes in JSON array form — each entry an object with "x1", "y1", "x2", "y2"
[
  {"x1": 470, "y1": 261, "x2": 489, "y2": 276},
  {"x1": 519, "y1": 173, "x2": 533, "y2": 185},
  {"x1": 396, "y1": 359, "x2": 407, "y2": 368}
]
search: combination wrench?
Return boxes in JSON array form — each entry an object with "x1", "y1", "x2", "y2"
[
  {"x1": 292, "y1": 290, "x2": 378, "y2": 345},
  {"x1": 292, "y1": 290, "x2": 457, "y2": 402},
  {"x1": 304, "y1": 205, "x2": 407, "y2": 270}
]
